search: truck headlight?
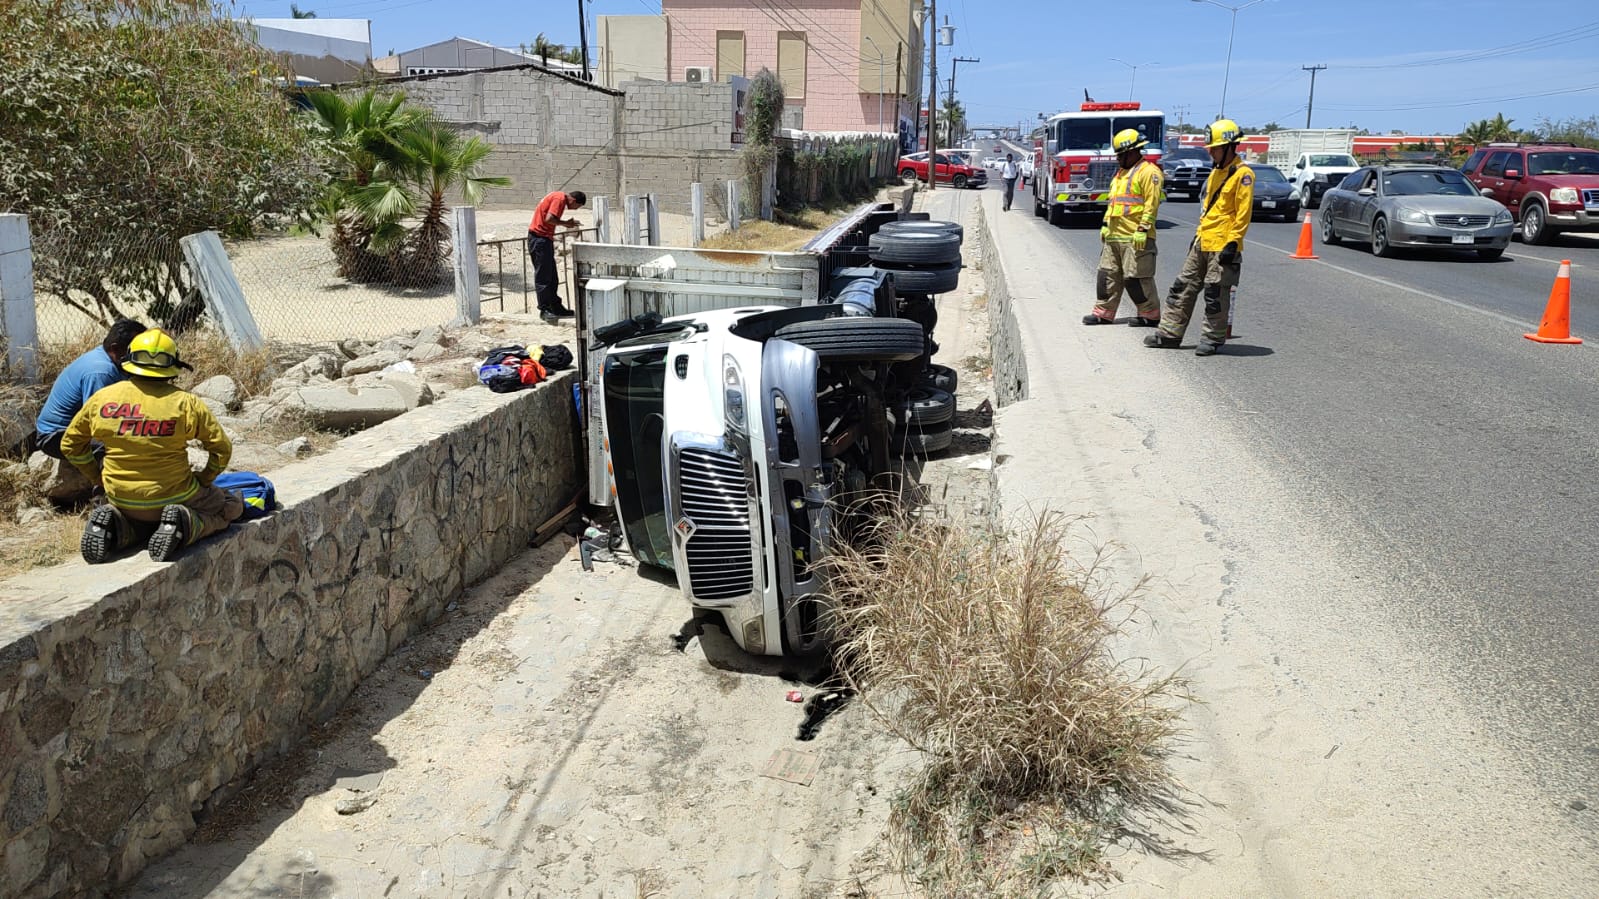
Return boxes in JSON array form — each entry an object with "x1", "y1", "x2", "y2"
[
  {"x1": 723, "y1": 354, "x2": 746, "y2": 433},
  {"x1": 1399, "y1": 208, "x2": 1429, "y2": 224},
  {"x1": 1493, "y1": 208, "x2": 1513, "y2": 225},
  {"x1": 1550, "y1": 187, "x2": 1580, "y2": 205}
]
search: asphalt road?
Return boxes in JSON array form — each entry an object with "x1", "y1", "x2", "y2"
[{"x1": 1014, "y1": 193, "x2": 1599, "y2": 810}]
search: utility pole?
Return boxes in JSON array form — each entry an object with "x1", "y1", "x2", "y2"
[
  {"x1": 925, "y1": 0, "x2": 937, "y2": 189},
  {"x1": 949, "y1": 56, "x2": 979, "y2": 147},
  {"x1": 1303, "y1": 64, "x2": 1326, "y2": 128},
  {"x1": 576, "y1": 0, "x2": 590, "y2": 81}
]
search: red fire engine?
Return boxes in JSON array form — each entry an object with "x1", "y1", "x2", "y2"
[{"x1": 1032, "y1": 102, "x2": 1165, "y2": 225}]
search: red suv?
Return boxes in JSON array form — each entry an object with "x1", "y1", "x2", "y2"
[
  {"x1": 897, "y1": 152, "x2": 988, "y2": 189},
  {"x1": 1461, "y1": 143, "x2": 1599, "y2": 244}
]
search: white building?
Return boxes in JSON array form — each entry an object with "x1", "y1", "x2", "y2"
[{"x1": 248, "y1": 18, "x2": 372, "y2": 84}]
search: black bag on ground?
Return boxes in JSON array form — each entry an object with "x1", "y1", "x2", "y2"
[{"x1": 540, "y1": 344, "x2": 574, "y2": 371}]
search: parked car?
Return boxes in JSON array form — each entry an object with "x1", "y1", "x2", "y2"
[
  {"x1": 1287, "y1": 151, "x2": 1360, "y2": 209},
  {"x1": 1162, "y1": 148, "x2": 1212, "y2": 201},
  {"x1": 1250, "y1": 166, "x2": 1300, "y2": 221},
  {"x1": 1460, "y1": 142, "x2": 1599, "y2": 245},
  {"x1": 898, "y1": 151, "x2": 988, "y2": 189},
  {"x1": 1319, "y1": 165, "x2": 1513, "y2": 260}
]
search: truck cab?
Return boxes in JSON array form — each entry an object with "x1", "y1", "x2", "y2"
[
  {"x1": 1032, "y1": 102, "x2": 1165, "y2": 225},
  {"x1": 1287, "y1": 151, "x2": 1359, "y2": 209},
  {"x1": 1460, "y1": 142, "x2": 1599, "y2": 245}
]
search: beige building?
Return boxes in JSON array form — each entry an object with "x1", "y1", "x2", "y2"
[{"x1": 596, "y1": 16, "x2": 669, "y2": 88}]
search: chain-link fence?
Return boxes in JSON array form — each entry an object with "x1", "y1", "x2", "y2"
[
  {"x1": 29, "y1": 228, "x2": 195, "y2": 349},
  {"x1": 223, "y1": 227, "x2": 460, "y2": 342}
]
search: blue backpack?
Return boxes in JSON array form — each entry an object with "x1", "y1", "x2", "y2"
[{"x1": 215, "y1": 471, "x2": 277, "y2": 520}]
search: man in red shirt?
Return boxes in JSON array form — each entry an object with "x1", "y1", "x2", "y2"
[{"x1": 529, "y1": 189, "x2": 587, "y2": 322}]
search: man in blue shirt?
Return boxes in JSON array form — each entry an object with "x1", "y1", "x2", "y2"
[{"x1": 32, "y1": 319, "x2": 146, "y2": 459}]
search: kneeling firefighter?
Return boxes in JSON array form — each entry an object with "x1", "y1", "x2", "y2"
[
  {"x1": 61, "y1": 328, "x2": 244, "y2": 563},
  {"x1": 1085, "y1": 128, "x2": 1164, "y2": 327},
  {"x1": 1145, "y1": 118, "x2": 1254, "y2": 356}
]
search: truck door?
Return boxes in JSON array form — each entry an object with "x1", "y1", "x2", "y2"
[
  {"x1": 934, "y1": 153, "x2": 951, "y2": 183},
  {"x1": 1499, "y1": 151, "x2": 1527, "y2": 216}
]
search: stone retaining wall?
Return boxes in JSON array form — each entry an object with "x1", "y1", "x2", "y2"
[
  {"x1": 977, "y1": 203, "x2": 1029, "y2": 406},
  {"x1": 0, "y1": 372, "x2": 582, "y2": 897}
]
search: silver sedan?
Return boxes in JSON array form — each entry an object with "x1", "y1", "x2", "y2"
[{"x1": 1319, "y1": 165, "x2": 1514, "y2": 260}]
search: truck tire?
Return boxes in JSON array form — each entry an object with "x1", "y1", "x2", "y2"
[
  {"x1": 1300, "y1": 184, "x2": 1315, "y2": 210},
  {"x1": 884, "y1": 263, "x2": 960, "y2": 296},
  {"x1": 894, "y1": 386, "x2": 955, "y2": 427},
  {"x1": 893, "y1": 421, "x2": 954, "y2": 456},
  {"x1": 774, "y1": 317, "x2": 925, "y2": 362},
  {"x1": 880, "y1": 220, "x2": 964, "y2": 240},
  {"x1": 869, "y1": 231, "x2": 962, "y2": 265},
  {"x1": 924, "y1": 363, "x2": 958, "y2": 394},
  {"x1": 900, "y1": 167, "x2": 918, "y2": 180},
  {"x1": 1048, "y1": 204, "x2": 1065, "y2": 226},
  {"x1": 952, "y1": 174, "x2": 968, "y2": 189},
  {"x1": 1034, "y1": 194, "x2": 1045, "y2": 217}
]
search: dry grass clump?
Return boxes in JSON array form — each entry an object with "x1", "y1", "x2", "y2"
[
  {"x1": 174, "y1": 328, "x2": 277, "y2": 397},
  {"x1": 828, "y1": 510, "x2": 1190, "y2": 897}
]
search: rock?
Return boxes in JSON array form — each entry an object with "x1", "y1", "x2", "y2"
[
  {"x1": 407, "y1": 342, "x2": 446, "y2": 364},
  {"x1": 14, "y1": 506, "x2": 52, "y2": 526},
  {"x1": 200, "y1": 397, "x2": 232, "y2": 420},
  {"x1": 341, "y1": 351, "x2": 404, "y2": 378},
  {"x1": 290, "y1": 385, "x2": 412, "y2": 431},
  {"x1": 277, "y1": 437, "x2": 313, "y2": 457},
  {"x1": 337, "y1": 338, "x2": 366, "y2": 360},
  {"x1": 375, "y1": 337, "x2": 413, "y2": 355},
  {"x1": 334, "y1": 793, "x2": 380, "y2": 815},
  {"x1": 27, "y1": 452, "x2": 93, "y2": 504},
  {"x1": 413, "y1": 325, "x2": 444, "y2": 348},
  {"x1": 192, "y1": 375, "x2": 242, "y2": 411},
  {"x1": 281, "y1": 353, "x2": 342, "y2": 383},
  {"x1": 376, "y1": 371, "x2": 433, "y2": 409}
]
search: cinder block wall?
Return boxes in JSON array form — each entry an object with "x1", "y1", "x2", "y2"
[
  {"x1": 0, "y1": 373, "x2": 582, "y2": 898},
  {"x1": 390, "y1": 66, "x2": 742, "y2": 212}
]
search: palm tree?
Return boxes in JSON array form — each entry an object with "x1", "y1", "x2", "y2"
[
  {"x1": 1461, "y1": 119, "x2": 1496, "y2": 149},
  {"x1": 393, "y1": 125, "x2": 510, "y2": 286},
  {"x1": 1488, "y1": 112, "x2": 1516, "y2": 141},
  {"x1": 941, "y1": 98, "x2": 966, "y2": 148},
  {"x1": 306, "y1": 88, "x2": 429, "y2": 280},
  {"x1": 290, "y1": 3, "x2": 316, "y2": 17}
]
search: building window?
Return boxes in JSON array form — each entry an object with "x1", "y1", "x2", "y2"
[
  {"x1": 777, "y1": 31, "x2": 806, "y2": 100},
  {"x1": 716, "y1": 31, "x2": 745, "y2": 81}
]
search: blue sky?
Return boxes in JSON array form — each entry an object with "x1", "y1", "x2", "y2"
[{"x1": 245, "y1": 0, "x2": 1598, "y2": 135}]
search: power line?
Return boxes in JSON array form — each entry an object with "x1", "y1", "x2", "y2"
[
  {"x1": 1339, "y1": 21, "x2": 1599, "y2": 69},
  {"x1": 1318, "y1": 82, "x2": 1599, "y2": 112}
]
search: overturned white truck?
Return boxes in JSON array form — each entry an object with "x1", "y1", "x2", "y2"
[{"x1": 576, "y1": 203, "x2": 962, "y2": 656}]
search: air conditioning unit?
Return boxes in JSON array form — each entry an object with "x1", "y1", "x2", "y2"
[{"x1": 684, "y1": 66, "x2": 714, "y2": 84}]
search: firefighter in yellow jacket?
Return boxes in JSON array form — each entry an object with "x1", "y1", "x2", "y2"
[
  {"x1": 62, "y1": 328, "x2": 243, "y2": 563},
  {"x1": 1145, "y1": 118, "x2": 1254, "y2": 356},
  {"x1": 1085, "y1": 128, "x2": 1164, "y2": 327}
]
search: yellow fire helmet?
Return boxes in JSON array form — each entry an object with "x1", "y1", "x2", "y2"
[
  {"x1": 1205, "y1": 118, "x2": 1243, "y2": 148},
  {"x1": 121, "y1": 328, "x2": 194, "y2": 379},
  {"x1": 1112, "y1": 128, "x2": 1149, "y2": 153}
]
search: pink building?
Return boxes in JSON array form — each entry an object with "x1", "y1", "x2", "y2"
[{"x1": 661, "y1": 0, "x2": 924, "y2": 136}]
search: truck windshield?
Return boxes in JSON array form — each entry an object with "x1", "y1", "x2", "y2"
[
  {"x1": 1057, "y1": 118, "x2": 1112, "y2": 151},
  {"x1": 603, "y1": 348, "x2": 675, "y2": 569},
  {"x1": 1309, "y1": 154, "x2": 1357, "y2": 167},
  {"x1": 1529, "y1": 152, "x2": 1599, "y2": 175}
]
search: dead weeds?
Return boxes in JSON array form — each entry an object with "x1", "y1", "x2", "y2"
[
  {"x1": 699, "y1": 205, "x2": 852, "y2": 252},
  {"x1": 827, "y1": 510, "x2": 1192, "y2": 897}
]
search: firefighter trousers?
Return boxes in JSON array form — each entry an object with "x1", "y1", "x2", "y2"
[
  {"x1": 1092, "y1": 239, "x2": 1161, "y2": 321},
  {"x1": 1158, "y1": 244, "x2": 1241, "y2": 343}
]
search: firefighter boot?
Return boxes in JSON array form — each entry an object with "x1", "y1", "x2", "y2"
[
  {"x1": 1195, "y1": 340, "x2": 1223, "y2": 357},
  {"x1": 147, "y1": 504, "x2": 200, "y2": 563},
  {"x1": 81, "y1": 504, "x2": 136, "y2": 564},
  {"x1": 1143, "y1": 333, "x2": 1182, "y2": 349}
]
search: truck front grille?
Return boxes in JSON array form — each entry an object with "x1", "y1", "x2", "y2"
[
  {"x1": 1087, "y1": 160, "x2": 1119, "y2": 190},
  {"x1": 677, "y1": 448, "x2": 753, "y2": 601}
]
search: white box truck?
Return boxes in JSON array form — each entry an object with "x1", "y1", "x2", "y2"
[{"x1": 1266, "y1": 130, "x2": 1359, "y2": 209}]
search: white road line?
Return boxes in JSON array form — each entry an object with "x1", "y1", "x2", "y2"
[{"x1": 1157, "y1": 211, "x2": 1588, "y2": 335}]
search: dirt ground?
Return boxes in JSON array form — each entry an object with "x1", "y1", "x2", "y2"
[{"x1": 124, "y1": 193, "x2": 992, "y2": 899}]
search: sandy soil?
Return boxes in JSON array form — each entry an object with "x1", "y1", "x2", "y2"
[{"x1": 125, "y1": 195, "x2": 990, "y2": 899}]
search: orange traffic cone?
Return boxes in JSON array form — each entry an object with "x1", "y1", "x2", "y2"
[
  {"x1": 1525, "y1": 259, "x2": 1581, "y2": 344},
  {"x1": 1289, "y1": 213, "x2": 1319, "y2": 260}
]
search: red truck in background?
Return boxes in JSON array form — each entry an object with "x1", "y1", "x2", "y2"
[
  {"x1": 1460, "y1": 142, "x2": 1599, "y2": 245},
  {"x1": 1031, "y1": 102, "x2": 1165, "y2": 225}
]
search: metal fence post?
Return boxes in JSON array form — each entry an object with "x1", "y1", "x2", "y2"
[
  {"x1": 623, "y1": 196, "x2": 641, "y2": 246},
  {"x1": 690, "y1": 183, "x2": 704, "y2": 246},
  {"x1": 595, "y1": 196, "x2": 611, "y2": 243},
  {"x1": 451, "y1": 206, "x2": 481, "y2": 325},
  {"x1": 761, "y1": 161, "x2": 776, "y2": 222},
  {"x1": 646, "y1": 194, "x2": 661, "y2": 247},
  {"x1": 0, "y1": 214, "x2": 38, "y2": 381},
  {"x1": 178, "y1": 231, "x2": 267, "y2": 354},
  {"x1": 727, "y1": 182, "x2": 741, "y2": 232}
]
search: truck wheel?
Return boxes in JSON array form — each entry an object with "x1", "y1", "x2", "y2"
[
  {"x1": 900, "y1": 168, "x2": 918, "y2": 180},
  {"x1": 774, "y1": 317, "x2": 925, "y2": 362},
  {"x1": 869, "y1": 231, "x2": 962, "y2": 265},
  {"x1": 924, "y1": 363, "x2": 958, "y2": 394},
  {"x1": 1033, "y1": 194, "x2": 1045, "y2": 217},
  {"x1": 1521, "y1": 202, "x2": 1550, "y2": 245},
  {"x1": 880, "y1": 220, "x2": 964, "y2": 240},
  {"x1": 1047, "y1": 204, "x2": 1065, "y2": 226},
  {"x1": 884, "y1": 263, "x2": 960, "y2": 295},
  {"x1": 1300, "y1": 185, "x2": 1315, "y2": 210},
  {"x1": 894, "y1": 386, "x2": 955, "y2": 427},
  {"x1": 952, "y1": 174, "x2": 968, "y2": 189},
  {"x1": 893, "y1": 422, "x2": 954, "y2": 456}
]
